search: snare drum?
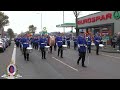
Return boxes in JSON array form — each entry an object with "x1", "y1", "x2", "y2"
[
  {"x1": 91, "y1": 43, "x2": 95, "y2": 46},
  {"x1": 62, "y1": 45, "x2": 67, "y2": 50},
  {"x1": 99, "y1": 44, "x2": 104, "y2": 47},
  {"x1": 45, "y1": 46, "x2": 50, "y2": 51},
  {"x1": 27, "y1": 47, "x2": 33, "y2": 53}
]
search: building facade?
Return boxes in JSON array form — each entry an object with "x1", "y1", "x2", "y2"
[{"x1": 77, "y1": 11, "x2": 120, "y2": 44}]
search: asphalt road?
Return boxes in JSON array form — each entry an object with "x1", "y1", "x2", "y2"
[
  {"x1": 1, "y1": 42, "x2": 120, "y2": 79},
  {"x1": 0, "y1": 42, "x2": 14, "y2": 79}
]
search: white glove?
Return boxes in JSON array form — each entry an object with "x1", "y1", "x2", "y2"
[{"x1": 78, "y1": 44, "x2": 80, "y2": 48}]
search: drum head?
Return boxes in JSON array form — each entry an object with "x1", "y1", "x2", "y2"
[
  {"x1": 45, "y1": 46, "x2": 50, "y2": 48},
  {"x1": 99, "y1": 44, "x2": 104, "y2": 47}
]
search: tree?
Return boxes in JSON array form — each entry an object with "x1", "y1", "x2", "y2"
[
  {"x1": 0, "y1": 12, "x2": 9, "y2": 28},
  {"x1": 7, "y1": 28, "x2": 14, "y2": 41},
  {"x1": 73, "y1": 11, "x2": 81, "y2": 36},
  {"x1": 28, "y1": 25, "x2": 37, "y2": 35}
]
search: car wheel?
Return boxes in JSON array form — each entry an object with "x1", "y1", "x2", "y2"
[
  {"x1": 2, "y1": 48, "x2": 4, "y2": 52},
  {"x1": 4, "y1": 47, "x2": 6, "y2": 51}
]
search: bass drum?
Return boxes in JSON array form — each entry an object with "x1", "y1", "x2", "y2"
[{"x1": 48, "y1": 36, "x2": 55, "y2": 46}]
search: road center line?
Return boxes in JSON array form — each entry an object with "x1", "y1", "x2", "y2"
[
  {"x1": 52, "y1": 57, "x2": 78, "y2": 72},
  {"x1": 101, "y1": 54, "x2": 120, "y2": 60},
  {"x1": 11, "y1": 44, "x2": 16, "y2": 64}
]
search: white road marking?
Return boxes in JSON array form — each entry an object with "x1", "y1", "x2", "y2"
[
  {"x1": 52, "y1": 57, "x2": 78, "y2": 72},
  {"x1": 11, "y1": 45, "x2": 16, "y2": 64},
  {"x1": 101, "y1": 54, "x2": 120, "y2": 60},
  {"x1": 1, "y1": 44, "x2": 22, "y2": 79}
]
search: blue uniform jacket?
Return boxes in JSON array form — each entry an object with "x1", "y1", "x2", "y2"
[
  {"x1": 66, "y1": 37, "x2": 70, "y2": 44},
  {"x1": 77, "y1": 36, "x2": 87, "y2": 52},
  {"x1": 94, "y1": 36, "x2": 101, "y2": 45},
  {"x1": 31, "y1": 38, "x2": 35, "y2": 43},
  {"x1": 56, "y1": 36, "x2": 63, "y2": 47},
  {"x1": 21, "y1": 38, "x2": 29, "y2": 48},
  {"x1": 34, "y1": 39, "x2": 39, "y2": 44},
  {"x1": 86, "y1": 36, "x2": 92, "y2": 45},
  {"x1": 16, "y1": 38, "x2": 20, "y2": 42},
  {"x1": 39, "y1": 38, "x2": 47, "y2": 48},
  {"x1": 62, "y1": 37, "x2": 66, "y2": 42},
  {"x1": 73, "y1": 38, "x2": 77, "y2": 44}
]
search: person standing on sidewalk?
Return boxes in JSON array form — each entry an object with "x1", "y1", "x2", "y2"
[
  {"x1": 112, "y1": 33, "x2": 117, "y2": 49},
  {"x1": 94, "y1": 33, "x2": 101, "y2": 55},
  {"x1": 77, "y1": 30, "x2": 87, "y2": 67},
  {"x1": 117, "y1": 33, "x2": 120, "y2": 51}
]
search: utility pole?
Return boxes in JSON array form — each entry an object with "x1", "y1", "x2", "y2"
[
  {"x1": 73, "y1": 11, "x2": 81, "y2": 36},
  {"x1": 63, "y1": 11, "x2": 65, "y2": 33},
  {"x1": 41, "y1": 13, "x2": 42, "y2": 31}
]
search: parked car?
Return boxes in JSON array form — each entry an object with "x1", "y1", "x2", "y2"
[
  {"x1": 6, "y1": 38, "x2": 11, "y2": 46},
  {"x1": 2, "y1": 38, "x2": 10, "y2": 48},
  {"x1": 0, "y1": 39, "x2": 6, "y2": 52}
]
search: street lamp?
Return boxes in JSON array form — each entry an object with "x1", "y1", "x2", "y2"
[{"x1": 36, "y1": 12, "x2": 43, "y2": 31}]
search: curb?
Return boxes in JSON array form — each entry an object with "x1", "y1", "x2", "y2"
[{"x1": 91, "y1": 49, "x2": 120, "y2": 53}]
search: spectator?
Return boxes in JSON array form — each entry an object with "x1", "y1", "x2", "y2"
[
  {"x1": 117, "y1": 33, "x2": 120, "y2": 51},
  {"x1": 112, "y1": 33, "x2": 117, "y2": 48}
]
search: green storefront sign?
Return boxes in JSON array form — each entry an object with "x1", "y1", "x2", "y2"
[{"x1": 113, "y1": 11, "x2": 120, "y2": 20}]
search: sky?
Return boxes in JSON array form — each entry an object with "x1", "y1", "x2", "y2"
[{"x1": 2, "y1": 11, "x2": 100, "y2": 34}]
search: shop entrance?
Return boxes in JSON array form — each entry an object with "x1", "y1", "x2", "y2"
[{"x1": 79, "y1": 23, "x2": 114, "y2": 45}]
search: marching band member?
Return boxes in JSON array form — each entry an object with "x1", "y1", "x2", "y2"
[
  {"x1": 86, "y1": 34, "x2": 92, "y2": 53},
  {"x1": 21, "y1": 35, "x2": 30, "y2": 61},
  {"x1": 94, "y1": 32, "x2": 102, "y2": 55},
  {"x1": 56, "y1": 32, "x2": 63, "y2": 58},
  {"x1": 62, "y1": 35, "x2": 66, "y2": 45},
  {"x1": 19, "y1": 36, "x2": 22, "y2": 51},
  {"x1": 54, "y1": 35, "x2": 57, "y2": 51},
  {"x1": 34, "y1": 37, "x2": 39, "y2": 50},
  {"x1": 39, "y1": 34, "x2": 47, "y2": 59},
  {"x1": 66, "y1": 35, "x2": 71, "y2": 49},
  {"x1": 77, "y1": 30, "x2": 87, "y2": 67},
  {"x1": 73, "y1": 36, "x2": 77, "y2": 50},
  {"x1": 15, "y1": 37, "x2": 20, "y2": 47}
]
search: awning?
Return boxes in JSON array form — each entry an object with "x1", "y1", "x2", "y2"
[{"x1": 56, "y1": 23, "x2": 76, "y2": 28}]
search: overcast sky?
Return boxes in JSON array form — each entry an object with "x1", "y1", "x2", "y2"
[{"x1": 2, "y1": 11, "x2": 100, "y2": 34}]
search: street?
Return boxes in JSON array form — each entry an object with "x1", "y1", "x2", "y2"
[{"x1": 1, "y1": 42, "x2": 120, "y2": 79}]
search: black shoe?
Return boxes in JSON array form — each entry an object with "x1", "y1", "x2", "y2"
[
  {"x1": 44, "y1": 58, "x2": 46, "y2": 59},
  {"x1": 82, "y1": 65, "x2": 87, "y2": 67},
  {"x1": 77, "y1": 62, "x2": 79, "y2": 65},
  {"x1": 61, "y1": 57, "x2": 63, "y2": 58},
  {"x1": 96, "y1": 54, "x2": 99, "y2": 55},
  {"x1": 42, "y1": 57, "x2": 43, "y2": 59},
  {"x1": 27, "y1": 59, "x2": 29, "y2": 61}
]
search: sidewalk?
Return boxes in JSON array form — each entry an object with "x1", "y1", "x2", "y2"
[
  {"x1": 91, "y1": 45, "x2": 120, "y2": 53},
  {"x1": 69, "y1": 41, "x2": 120, "y2": 53}
]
